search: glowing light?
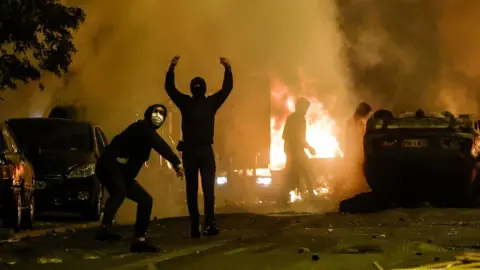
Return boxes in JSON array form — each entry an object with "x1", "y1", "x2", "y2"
[
  {"x1": 256, "y1": 177, "x2": 272, "y2": 186},
  {"x1": 269, "y1": 78, "x2": 343, "y2": 170},
  {"x1": 30, "y1": 110, "x2": 43, "y2": 118},
  {"x1": 216, "y1": 176, "x2": 227, "y2": 185},
  {"x1": 289, "y1": 189, "x2": 302, "y2": 203}
]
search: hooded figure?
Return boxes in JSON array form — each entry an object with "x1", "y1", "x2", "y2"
[
  {"x1": 94, "y1": 104, "x2": 184, "y2": 253},
  {"x1": 280, "y1": 97, "x2": 316, "y2": 204},
  {"x1": 164, "y1": 56, "x2": 233, "y2": 238}
]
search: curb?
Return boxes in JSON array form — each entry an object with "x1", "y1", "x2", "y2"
[{"x1": 0, "y1": 221, "x2": 100, "y2": 243}]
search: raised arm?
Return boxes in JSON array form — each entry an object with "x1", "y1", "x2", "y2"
[
  {"x1": 209, "y1": 57, "x2": 233, "y2": 111},
  {"x1": 165, "y1": 56, "x2": 189, "y2": 108}
]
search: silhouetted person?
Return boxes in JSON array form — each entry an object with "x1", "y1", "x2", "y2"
[
  {"x1": 164, "y1": 56, "x2": 233, "y2": 238},
  {"x1": 94, "y1": 104, "x2": 184, "y2": 253},
  {"x1": 280, "y1": 98, "x2": 316, "y2": 205},
  {"x1": 342, "y1": 102, "x2": 372, "y2": 195}
]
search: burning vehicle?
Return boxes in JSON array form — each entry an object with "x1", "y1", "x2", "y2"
[{"x1": 363, "y1": 109, "x2": 480, "y2": 207}]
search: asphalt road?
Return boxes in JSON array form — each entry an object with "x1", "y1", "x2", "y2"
[{"x1": 2, "y1": 206, "x2": 480, "y2": 269}]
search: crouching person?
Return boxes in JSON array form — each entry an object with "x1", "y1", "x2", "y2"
[{"x1": 94, "y1": 104, "x2": 184, "y2": 253}]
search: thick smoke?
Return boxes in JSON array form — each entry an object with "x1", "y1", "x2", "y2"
[
  {"x1": 338, "y1": 0, "x2": 480, "y2": 115},
  {"x1": 435, "y1": 0, "x2": 480, "y2": 114}
]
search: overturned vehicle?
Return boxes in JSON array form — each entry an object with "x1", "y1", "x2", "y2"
[{"x1": 363, "y1": 109, "x2": 480, "y2": 208}]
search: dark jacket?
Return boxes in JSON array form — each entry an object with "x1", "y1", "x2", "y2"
[
  {"x1": 282, "y1": 111, "x2": 308, "y2": 155},
  {"x1": 100, "y1": 104, "x2": 181, "y2": 179},
  {"x1": 164, "y1": 67, "x2": 233, "y2": 147}
]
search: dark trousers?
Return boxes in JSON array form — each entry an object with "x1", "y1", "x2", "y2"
[
  {"x1": 96, "y1": 161, "x2": 153, "y2": 238},
  {"x1": 282, "y1": 150, "x2": 315, "y2": 200},
  {"x1": 182, "y1": 145, "x2": 216, "y2": 227}
]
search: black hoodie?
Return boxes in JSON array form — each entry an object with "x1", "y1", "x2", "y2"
[
  {"x1": 165, "y1": 66, "x2": 233, "y2": 147},
  {"x1": 100, "y1": 104, "x2": 181, "y2": 179}
]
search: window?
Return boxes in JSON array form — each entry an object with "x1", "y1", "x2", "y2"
[
  {"x1": 372, "y1": 117, "x2": 450, "y2": 129},
  {"x1": 99, "y1": 129, "x2": 108, "y2": 146},
  {"x1": 0, "y1": 126, "x2": 7, "y2": 153},
  {"x1": 3, "y1": 126, "x2": 19, "y2": 153},
  {"x1": 390, "y1": 117, "x2": 449, "y2": 128},
  {"x1": 95, "y1": 127, "x2": 106, "y2": 153}
]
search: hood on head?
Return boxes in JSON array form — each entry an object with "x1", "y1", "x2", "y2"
[
  {"x1": 144, "y1": 104, "x2": 167, "y2": 128},
  {"x1": 190, "y1": 77, "x2": 207, "y2": 97},
  {"x1": 354, "y1": 102, "x2": 372, "y2": 118},
  {"x1": 295, "y1": 97, "x2": 310, "y2": 115}
]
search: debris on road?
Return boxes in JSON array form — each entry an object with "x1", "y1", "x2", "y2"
[
  {"x1": 298, "y1": 247, "x2": 310, "y2": 253},
  {"x1": 333, "y1": 244, "x2": 383, "y2": 254},
  {"x1": 4, "y1": 260, "x2": 17, "y2": 266},
  {"x1": 83, "y1": 254, "x2": 101, "y2": 260},
  {"x1": 37, "y1": 257, "x2": 63, "y2": 264},
  {"x1": 389, "y1": 252, "x2": 480, "y2": 269},
  {"x1": 0, "y1": 221, "x2": 100, "y2": 243},
  {"x1": 7, "y1": 237, "x2": 20, "y2": 243},
  {"x1": 373, "y1": 261, "x2": 384, "y2": 270}
]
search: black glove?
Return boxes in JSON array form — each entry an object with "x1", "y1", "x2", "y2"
[{"x1": 169, "y1": 55, "x2": 180, "y2": 70}]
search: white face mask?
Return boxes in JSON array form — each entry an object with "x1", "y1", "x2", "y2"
[{"x1": 151, "y1": 112, "x2": 164, "y2": 126}]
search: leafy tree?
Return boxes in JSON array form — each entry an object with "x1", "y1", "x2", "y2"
[{"x1": 0, "y1": 0, "x2": 85, "y2": 95}]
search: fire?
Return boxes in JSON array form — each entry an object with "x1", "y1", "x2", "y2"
[
  {"x1": 269, "y1": 79, "x2": 342, "y2": 171},
  {"x1": 289, "y1": 189, "x2": 302, "y2": 203}
]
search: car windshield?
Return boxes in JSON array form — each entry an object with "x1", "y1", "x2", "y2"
[{"x1": 7, "y1": 119, "x2": 93, "y2": 151}]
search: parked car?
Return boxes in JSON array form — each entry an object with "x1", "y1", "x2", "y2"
[
  {"x1": 0, "y1": 121, "x2": 35, "y2": 232},
  {"x1": 6, "y1": 118, "x2": 108, "y2": 221}
]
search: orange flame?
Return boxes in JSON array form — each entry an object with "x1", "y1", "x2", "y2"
[{"x1": 269, "y1": 79, "x2": 342, "y2": 171}]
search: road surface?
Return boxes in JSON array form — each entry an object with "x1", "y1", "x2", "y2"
[{"x1": 1, "y1": 207, "x2": 480, "y2": 269}]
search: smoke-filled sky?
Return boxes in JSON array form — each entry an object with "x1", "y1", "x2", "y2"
[
  {"x1": 1, "y1": 0, "x2": 479, "y2": 123},
  {"x1": 0, "y1": 0, "x2": 353, "y2": 153},
  {"x1": 339, "y1": 0, "x2": 480, "y2": 114}
]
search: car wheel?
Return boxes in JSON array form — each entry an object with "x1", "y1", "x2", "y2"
[
  {"x1": 469, "y1": 171, "x2": 480, "y2": 208},
  {"x1": 1, "y1": 194, "x2": 23, "y2": 233},
  {"x1": 82, "y1": 189, "x2": 103, "y2": 222},
  {"x1": 20, "y1": 196, "x2": 34, "y2": 230}
]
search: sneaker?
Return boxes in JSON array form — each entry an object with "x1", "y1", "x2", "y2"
[
  {"x1": 95, "y1": 227, "x2": 122, "y2": 241},
  {"x1": 202, "y1": 224, "x2": 220, "y2": 236},
  {"x1": 130, "y1": 238, "x2": 158, "y2": 253}
]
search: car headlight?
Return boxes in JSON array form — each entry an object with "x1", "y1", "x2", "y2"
[
  {"x1": 216, "y1": 176, "x2": 227, "y2": 185},
  {"x1": 256, "y1": 177, "x2": 272, "y2": 186},
  {"x1": 67, "y1": 164, "x2": 96, "y2": 178}
]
